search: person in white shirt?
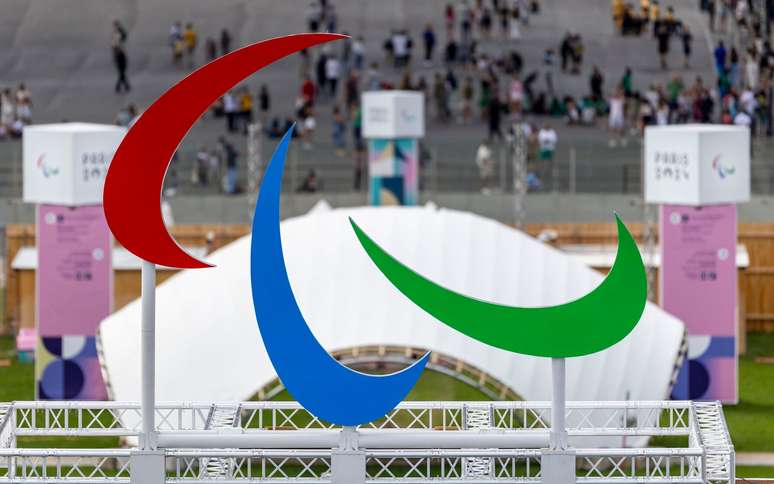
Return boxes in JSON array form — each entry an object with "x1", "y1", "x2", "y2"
[
  {"x1": 352, "y1": 36, "x2": 365, "y2": 71},
  {"x1": 608, "y1": 88, "x2": 626, "y2": 147},
  {"x1": 475, "y1": 139, "x2": 494, "y2": 194},
  {"x1": 734, "y1": 110, "x2": 752, "y2": 126},
  {"x1": 745, "y1": 55, "x2": 759, "y2": 90},
  {"x1": 325, "y1": 56, "x2": 341, "y2": 97},
  {"x1": 656, "y1": 101, "x2": 670, "y2": 125},
  {"x1": 740, "y1": 87, "x2": 757, "y2": 114},
  {"x1": 538, "y1": 124, "x2": 557, "y2": 161},
  {"x1": 223, "y1": 91, "x2": 237, "y2": 132}
]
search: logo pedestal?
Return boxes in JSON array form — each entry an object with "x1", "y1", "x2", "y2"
[{"x1": 541, "y1": 448, "x2": 576, "y2": 484}]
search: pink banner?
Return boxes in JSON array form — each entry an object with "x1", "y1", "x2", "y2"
[
  {"x1": 660, "y1": 204, "x2": 737, "y2": 403},
  {"x1": 36, "y1": 204, "x2": 112, "y2": 400}
]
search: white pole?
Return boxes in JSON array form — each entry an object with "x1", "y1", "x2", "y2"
[
  {"x1": 141, "y1": 260, "x2": 156, "y2": 450},
  {"x1": 550, "y1": 357, "x2": 568, "y2": 450}
]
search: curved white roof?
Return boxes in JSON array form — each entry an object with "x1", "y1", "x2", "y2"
[{"x1": 99, "y1": 205, "x2": 684, "y2": 408}]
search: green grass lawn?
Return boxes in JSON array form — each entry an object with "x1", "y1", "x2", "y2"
[
  {"x1": 0, "y1": 334, "x2": 34, "y2": 401},
  {"x1": 270, "y1": 368, "x2": 491, "y2": 403},
  {"x1": 723, "y1": 333, "x2": 774, "y2": 453}
]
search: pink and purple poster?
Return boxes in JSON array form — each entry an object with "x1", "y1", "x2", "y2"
[
  {"x1": 660, "y1": 204, "x2": 738, "y2": 403},
  {"x1": 35, "y1": 204, "x2": 112, "y2": 400}
]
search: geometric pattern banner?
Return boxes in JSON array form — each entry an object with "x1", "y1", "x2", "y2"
[
  {"x1": 368, "y1": 138, "x2": 418, "y2": 206},
  {"x1": 35, "y1": 204, "x2": 112, "y2": 400},
  {"x1": 36, "y1": 335, "x2": 106, "y2": 400},
  {"x1": 661, "y1": 204, "x2": 738, "y2": 403}
]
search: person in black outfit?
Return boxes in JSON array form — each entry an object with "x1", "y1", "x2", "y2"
[
  {"x1": 220, "y1": 29, "x2": 232, "y2": 56},
  {"x1": 590, "y1": 66, "x2": 604, "y2": 100},
  {"x1": 680, "y1": 25, "x2": 692, "y2": 68},
  {"x1": 422, "y1": 23, "x2": 436, "y2": 63},
  {"x1": 258, "y1": 84, "x2": 270, "y2": 123},
  {"x1": 655, "y1": 20, "x2": 671, "y2": 69},
  {"x1": 113, "y1": 45, "x2": 130, "y2": 93},
  {"x1": 488, "y1": 95, "x2": 503, "y2": 140}
]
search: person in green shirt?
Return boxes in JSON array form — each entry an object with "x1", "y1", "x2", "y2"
[
  {"x1": 666, "y1": 75, "x2": 684, "y2": 103},
  {"x1": 620, "y1": 67, "x2": 633, "y2": 97}
]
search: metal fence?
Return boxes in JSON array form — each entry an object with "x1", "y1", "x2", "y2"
[
  {"x1": 4, "y1": 133, "x2": 774, "y2": 200},
  {"x1": 0, "y1": 400, "x2": 736, "y2": 483}
]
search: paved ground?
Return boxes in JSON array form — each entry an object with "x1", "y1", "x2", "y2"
[
  {"x1": 739, "y1": 453, "x2": 774, "y2": 467},
  {"x1": 0, "y1": 0, "x2": 722, "y2": 197}
]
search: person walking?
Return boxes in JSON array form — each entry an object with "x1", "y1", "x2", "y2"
[
  {"x1": 344, "y1": 71, "x2": 359, "y2": 115},
  {"x1": 113, "y1": 44, "x2": 131, "y2": 93},
  {"x1": 223, "y1": 91, "x2": 238, "y2": 132},
  {"x1": 112, "y1": 20, "x2": 127, "y2": 48},
  {"x1": 14, "y1": 84, "x2": 31, "y2": 123},
  {"x1": 608, "y1": 87, "x2": 626, "y2": 147},
  {"x1": 169, "y1": 21, "x2": 183, "y2": 65},
  {"x1": 590, "y1": 66, "x2": 604, "y2": 99},
  {"x1": 475, "y1": 139, "x2": 495, "y2": 193},
  {"x1": 655, "y1": 19, "x2": 671, "y2": 69},
  {"x1": 462, "y1": 76, "x2": 474, "y2": 123},
  {"x1": 422, "y1": 23, "x2": 436, "y2": 65},
  {"x1": 352, "y1": 36, "x2": 365, "y2": 71},
  {"x1": 488, "y1": 94, "x2": 503, "y2": 140},
  {"x1": 351, "y1": 102, "x2": 365, "y2": 190},
  {"x1": 238, "y1": 87, "x2": 254, "y2": 133},
  {"x1": 325, "y1": 55, "x2": 341, "y2": 97},
  {"x1": 183, "y1": 23, "x2": 198, "y2": 68},
  {"x1": 218, "y1": 136, "x2": 239, "y2": 194},
  {"x1": 220, "y1": 28, "x2": 232, "y2": 56},
  {"x1": 205, "y1": 37, "x2": 217, "y2": 62},
  {"x1": 258, "y1": 84, "x2": 270, "y2": 124},
  {"x1": 538, "y1": 123, "x2": 557, "y2": 164},
  {"x1": 680, "y1": 25, "x2": 692, "y2": 68},
  {"x1": 332, "y1": 105, "x2": 346, "y2": 155},
  {"x1": 714, "y1": 40, "x2": 727, "y2": 75}
]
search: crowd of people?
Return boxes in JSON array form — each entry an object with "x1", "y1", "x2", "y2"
[
  {"x1": 0, "y1": 84, "x2": 32, "y2": 140},
  {"x1": 168, "y1": 21, "x2": 233, "y2": 68},
  {"x1": 12, "y1": 0, "x2": 774, "y2": 194},
  {"x1": 598, "y1": 0, "x2": 774, "y2": 147}
]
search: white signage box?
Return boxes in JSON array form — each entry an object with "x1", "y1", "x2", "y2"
[
  {"x1": 644, "y1": 125, "x2": 750, "y2": 206},
  {"x1": 23, "y1": 123, "x2": 127, "y2": 206},
  {"x1": 362, "y1": 90, "x2": 425, "y2": 139}
]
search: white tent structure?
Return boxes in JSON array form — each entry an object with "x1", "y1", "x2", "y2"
[{"x1": 99, "y1": 205, "x2": 684, "y2": 415}]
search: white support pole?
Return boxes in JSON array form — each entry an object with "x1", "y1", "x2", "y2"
[
  {"x1": 550, "y1": 357, "x2": 568, "y2": 450},
  {"x1": 141, "y1": 260, "x2": 156, "y2": 450}
]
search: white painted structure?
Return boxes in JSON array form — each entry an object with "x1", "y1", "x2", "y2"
[
  {"x1": 644, "y1": 125, "x2": 750, "y2": 206},
  {"x1": 22, "y1": 123, "x2": 126, "y2": 206},
  {"x1": 99, "y1": 205, "x2": 685, "y2": 443},
  {"x1": 362, "y1": 91, "x2": 425, "y2": 139}
]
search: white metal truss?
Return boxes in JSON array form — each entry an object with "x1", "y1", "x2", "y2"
[
  {"x1": 0, "y1": 400, "x2": 736, "y2": 483},
  {"x1": 692, "y1": 402, "x2": 735, "y2": 484},
  {"x1": 0, "y1": 449, "x2": 131, "y2": 483},
  {"x1": 462, "y1": 404, "x2": 493, "y2": 478},
  {"x1": 200, "y1": 404, "x2": 242, "y2": 478}
]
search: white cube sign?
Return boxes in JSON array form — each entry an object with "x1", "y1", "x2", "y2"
[
  {"x1": 644, "y1": 125, "x2": 750, "y2": 206},
  {"x1": 362, "y1": 90, "x2": 425, "y2": 139},
  {"x1": 23, "y1": 123, "x2": 126, "y2": 206}
]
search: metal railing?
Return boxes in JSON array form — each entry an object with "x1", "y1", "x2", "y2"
[
  {"x1": 8, "y1": 400, "x2": 694, "y2": 436},
  {"x1": 0, "y1": 400, "x2": 736, "y2": 483}
]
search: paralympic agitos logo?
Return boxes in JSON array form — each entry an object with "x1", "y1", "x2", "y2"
[{"x1": 103, "y1": 34, "x2": 647, "y2": 426}]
